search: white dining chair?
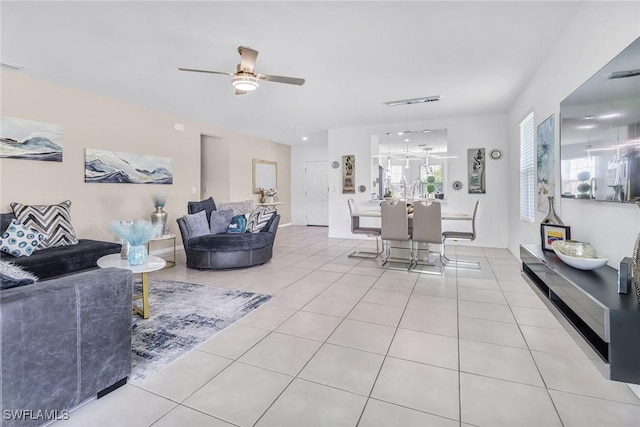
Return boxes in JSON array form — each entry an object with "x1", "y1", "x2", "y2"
[
  {"x1": 347, "y1": 199, "x2": 381, "y2": 259},
  {"x1": 410, "y1": 200, "x2": 443, "y2": 274},
  {"x1": 381, "y1": 200, "x2": 412, "y2": 269},
  {"x1": 441, "y1": 200, "x2": 480, "y2": 268}
]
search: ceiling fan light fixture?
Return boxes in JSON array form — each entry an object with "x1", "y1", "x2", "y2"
[{"x1": 232, "y1": 75, "x2": 259, "y2": 91}]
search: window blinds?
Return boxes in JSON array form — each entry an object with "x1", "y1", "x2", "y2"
[{"x1": 520, "y1": 112, "x2": 535, "y2": 223}]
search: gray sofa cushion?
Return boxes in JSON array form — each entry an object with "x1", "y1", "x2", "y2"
[
  {"x1": 0, "y1": 212, "x2": 121, "y2": 280},
  {"x1": 188, "y1": 232, "x2": 274, "y2": 252},
  {"x1": 210, "y1": 209, "x2": 234, "y2": 234},
  {"x1": 184, "y1": 210, "x2": 209, "y2": 237},
  {"x1": 0, "y1": 238, "x2": 122, "y2": 280},
  {"x1": 187, "y1": 197, "x2": 217, "y2": 222}
]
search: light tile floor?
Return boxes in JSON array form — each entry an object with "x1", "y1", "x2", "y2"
[{"x1": 55, "y1": 226, "x2": 640, "y2": 427}]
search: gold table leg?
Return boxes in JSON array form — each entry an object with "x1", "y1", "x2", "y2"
[{"x1": 132, "y1": 272, "x2": 150, "y2": 319}]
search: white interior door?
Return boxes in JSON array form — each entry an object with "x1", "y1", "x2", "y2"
[{"x1": 305, "y1": 161, "x2": 329, "y2": 226}]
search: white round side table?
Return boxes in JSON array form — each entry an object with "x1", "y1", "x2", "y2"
[{"x1": 97, "y1": 254, "x2": 166, "y2": 319}]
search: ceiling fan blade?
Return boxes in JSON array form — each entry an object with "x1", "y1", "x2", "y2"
[
  {"x1": 235, "y1": 89, "x2": 247, "y2": 95},
  {"x1": 238, "y1": 46, "x2": 258, "y2": 73},
  {"x1": 258, "y1": 74, "x2": 305, "y2": 85},
  {"x1": 178, "y1": 67, "x2": 232, "y2": 75}
]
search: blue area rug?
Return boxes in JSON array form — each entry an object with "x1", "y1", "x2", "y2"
[{"x1": 130, "y1": 279, "x2": 271, "y2": 381}]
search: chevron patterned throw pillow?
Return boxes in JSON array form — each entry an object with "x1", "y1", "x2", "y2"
[
  {"x1": 11, "y1": 200, "x2": 79, "y2": 249},
  {"x1": 247, "y1": 206, "x2": 275, "y2": 233}
]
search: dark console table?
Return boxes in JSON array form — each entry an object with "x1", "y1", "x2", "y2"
[{"x1": 520, "y1": 244, "x2": 640, "y2": 384}]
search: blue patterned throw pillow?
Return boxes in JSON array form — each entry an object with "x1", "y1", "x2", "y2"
[
  {"x1": 0, "y1": 220, "x2": 47, "y2": 257},
  {"x1": 227, "y1": 215, "x2": 247, "y2": 233}
]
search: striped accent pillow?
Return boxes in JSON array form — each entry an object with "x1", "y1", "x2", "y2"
[
  {"x1": 11, "y1": 200, "x2": 79, "y2": 248},
  {"x1": 247, "y1": 206, "x2": 275, "y2": 233}
]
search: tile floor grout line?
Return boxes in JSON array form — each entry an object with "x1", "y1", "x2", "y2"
[
  {"x1": 483, "y1": 249, "x2": 567, "y2": 427},
  {"x1": 250, "y1": 257, "x2": 385, "y2": 427},
  {"x1": 354, "y1": 264, "x2": 420, "y2": 427},
  {"x1": 455, "y1": 245, "x2": 463, "y2": 427},
  {"x1": 171, "y1": 302, "x2": 299, "y2": 408}
]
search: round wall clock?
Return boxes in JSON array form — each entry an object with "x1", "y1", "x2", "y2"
[
  {"x1": 490, "y1": 149, "x2": 503, "y2": 160},
  {"x1": 331, "y1": 161, "x2": 340, "y2": 169},
  {"x1": 358, "y1": 185, "x2": 367, "y2": 193},
  {"x1": 452, "y1": 180, "x2": 463, "y2": 191}
]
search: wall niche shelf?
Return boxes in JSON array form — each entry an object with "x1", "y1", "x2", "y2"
[{"x1": 520, "y1": 244, "x2": 640, "y2": 384}]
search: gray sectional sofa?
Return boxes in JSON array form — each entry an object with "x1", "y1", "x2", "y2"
[
  {"x1": 0, "y1": 212, "x2": 121, "y2": 280},
  {"x1": 0, "y1": 267, "x2": 133, "y2": 427}
]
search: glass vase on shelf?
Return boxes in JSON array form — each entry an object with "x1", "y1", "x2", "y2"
[{"x1": 541, "y1": 196, "x2": 564, "y2": 225}]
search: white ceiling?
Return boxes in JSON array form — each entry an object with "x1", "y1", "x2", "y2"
[{"x1": 1, "y1": 1, "x2": 583, "y2": 145}]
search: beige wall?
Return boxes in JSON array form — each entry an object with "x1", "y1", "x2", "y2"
[
  {"x1": 0, "y1": 71, "x2": 291, "y2": 244},
  {"x1": 200, "y1": 134, "x2": 292, "y2": 224}
]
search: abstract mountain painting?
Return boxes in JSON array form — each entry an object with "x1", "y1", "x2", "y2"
[
  {"x1": 85, "y1": 148, "x2": 173, "y2": 184},
  {"x1": 0, "y1": 116, "x2": 63, "y2": 162}
]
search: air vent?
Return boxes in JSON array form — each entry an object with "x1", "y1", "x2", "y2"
[
  {"x1": 0, "y1": 62, "x2": 25, "y2": 71},
  {"x1": 384, "y1": 96, "x2": 440, "y2": 107},
  {"x1": 608, "y1": 69, "x2": 640, "y2": 79}
]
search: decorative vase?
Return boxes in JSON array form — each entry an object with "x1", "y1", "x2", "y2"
[
  {"x1": 127, "y1": 244, "x2": 148, "y2": 266},
  {"x1": 120, "y1": 240, "x2": 130, "y2": 260},
  {"x1": 259, "y1": 193, "x2": 266, "y2": 203},
  {"x1": 633, "y1": 233, "x2": 640, "y2": 304},
  {"x1": 541, "y1": 196, "x2": 564, "y2": 225},
  {"x1": 150, "y1": 206, "x2": 167, "y2": 237},
  {"x1": 267, "y1": 196, "x2": 274, "y2": 204}
]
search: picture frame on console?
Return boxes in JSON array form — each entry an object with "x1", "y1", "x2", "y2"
[{"x1": 540, "y1": 224, "x2": 571, "y2": 251}]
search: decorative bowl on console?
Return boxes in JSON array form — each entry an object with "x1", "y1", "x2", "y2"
[{"x1": 551, "y1": 240, "x2": 608, "y2": 270}]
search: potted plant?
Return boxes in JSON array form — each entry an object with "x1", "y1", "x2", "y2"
[{"x1": 425, "y1": 175, "x2": 436, "y2": 199}]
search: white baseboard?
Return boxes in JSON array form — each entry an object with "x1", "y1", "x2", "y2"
[
  {"x1": 278, "y1": 222, "x2": 292, "y2": 228},
  {"x1": 148, "y1": 244, "x2": 184, "y2": 256}
]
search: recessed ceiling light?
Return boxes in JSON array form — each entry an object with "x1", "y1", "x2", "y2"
[
  {"x1": 302, "y1": 136, "x2": 308, "y2": 141},
  {"x1": 583, "y1": 115, "x2": 595, "y2": 120},
  {"x1": 397, "y1": 132, "x2": 403, "y2": 136},
  {"x1": 577, "y1": 124, "x2": 596, "y2": 130},
  {"x1": 404, "y1": 138, "x2": 409, "y2": 142}
]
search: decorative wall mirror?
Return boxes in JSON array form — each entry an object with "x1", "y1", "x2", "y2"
[
  {"x1": 252, "y1": 159, "x2": 277, "y2": 194},
  {"x1": 560, "y1": 36, "x2": 640, "y2": 203},
  {"x1": 372, "y1": 128, "x2": 450, "y2": 199}
]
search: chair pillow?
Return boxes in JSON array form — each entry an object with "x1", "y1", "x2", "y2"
[
  {"x1": 0, "y1": 260, "x2": 38, "y2": 290},
  {"x1": 187, "y1": 197, "x2": 217, "y2": 222},
  {"x1": 210, "y1": 209, "x2": 234, "y2": 234},
  {"x1": 11, "y1": 200, "x2": 78, "y2": 248},
  {"x1": 247, "y1": 206, "x2": 276, "y2": 233},
  {"x1": 0, "y1": 220, "x2": 47, "y2": 257},
  {"x1": 217, "y1": 200, "x2": 255, "y2": 217},
  {"x1": 227, "y1": 215, "x2": 247, "y2": 233},
  {"x1": 184, "y1": 210, "x2": 210, "y2": 237}
]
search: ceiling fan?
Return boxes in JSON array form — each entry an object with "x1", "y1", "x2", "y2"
[{"x1": 179, "y1": 46, "x2": 305, "y2": 95}]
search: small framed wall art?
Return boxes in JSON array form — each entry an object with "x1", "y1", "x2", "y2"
[
  {"x1": 342, "y1": 154, "x2": 355, "y2": 194},
  {"x1": 468, "y1": 148, "x2": 486, "y2": 194},
  {"x1": 540, "y1": 224, "x2": 571, "y2": 251}
]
